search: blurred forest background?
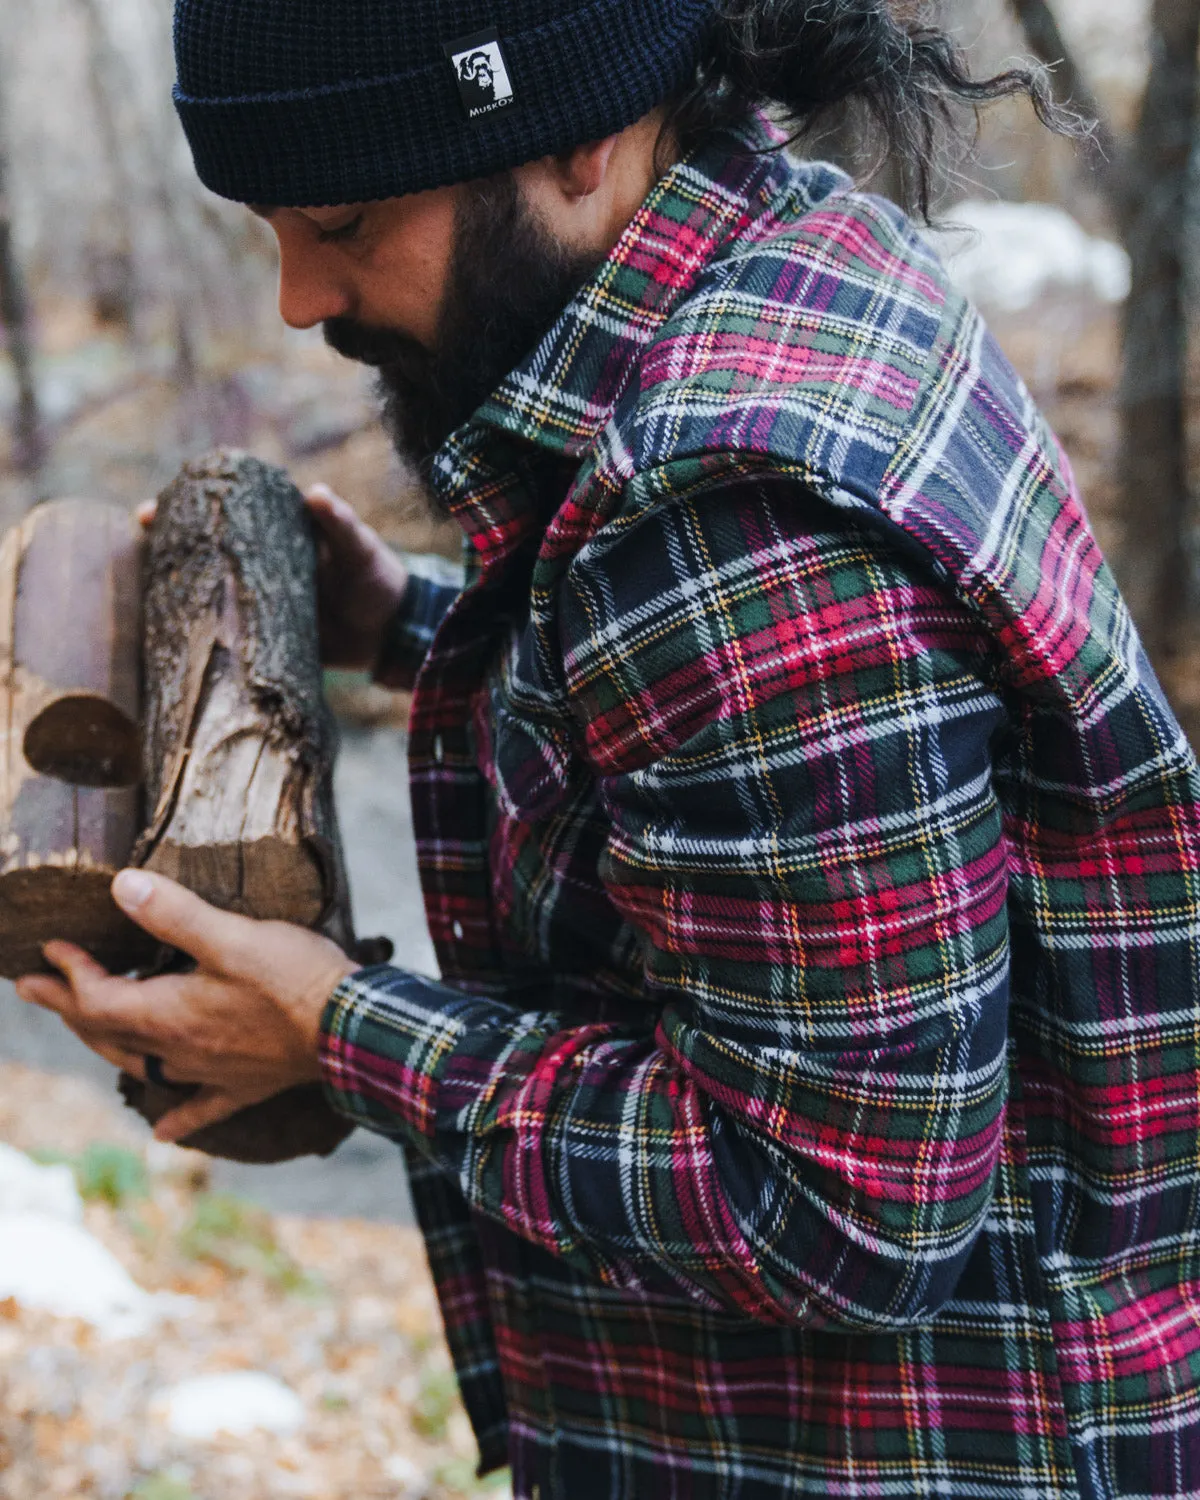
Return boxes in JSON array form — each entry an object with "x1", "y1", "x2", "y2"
[
  {"x1": 0, "y1": 2, "x2": 1197, "y2": 1497},
  {"x1": 0, "y1": 0, "x2": 1197, "y2": 722}
]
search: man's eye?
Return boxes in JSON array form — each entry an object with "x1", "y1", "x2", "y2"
[{"x1": 317, "y1": 213, "x2": 365, "y2": 245}]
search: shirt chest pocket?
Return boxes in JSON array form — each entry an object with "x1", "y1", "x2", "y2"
[
  {"x1": 478, "y1": 624, "x2": 578, "y2": 825},
  {"x1": 490, "y1": 697, "x2": 576, "y2": 823}
]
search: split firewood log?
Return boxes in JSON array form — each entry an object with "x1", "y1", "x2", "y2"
[
  {"x1": 0, "y1": 499, "x2": 154, "y2": 978},
  {"x1": 118, "y1": 450, "x2": 384, "y2": 1164}
]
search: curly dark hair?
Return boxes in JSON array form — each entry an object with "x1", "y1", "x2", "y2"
[{"x1": 663, "y1": 0, "x2": 1077, "y2": 220}]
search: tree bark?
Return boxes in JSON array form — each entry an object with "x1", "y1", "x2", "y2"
[
  {"x1": 121, "y1": 450, "x2": 360, "y2": 1163},
  {"x1": 73, "y1": 0, "x2": 141, "y2": 342},
  {"x1": 0, "y1": 88, "x2": 40, "y2": 478},
  {"x1": 1007, "y1": 0, "x2": 1125, "y2": 212},
  {"x1": 70, "y1": 0, "x2": 209, "y2": 384},
  {"x1": 1115, "y1": 0, "x2": 1200, "y2": 660},
  {"x1": 0, "y1": 500, "x2": 151, "y2": 978}
]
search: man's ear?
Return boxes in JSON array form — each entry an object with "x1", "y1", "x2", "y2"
[{"x1": 550, "y1": 135, "x2": 621, "y2": 201}]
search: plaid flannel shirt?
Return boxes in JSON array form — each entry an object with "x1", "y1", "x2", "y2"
[{"x1": 319, "y1": 120, "x2": 1200, "y2": 1499}]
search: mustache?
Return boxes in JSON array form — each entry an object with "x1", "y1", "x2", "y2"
[{"x1": 322, "y1": 316, "x2": 426, "y2": 369}]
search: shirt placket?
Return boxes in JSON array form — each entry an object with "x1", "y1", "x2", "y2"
[{"x1": 407, "y1": 435, "x2": 568, "y2": 1489}]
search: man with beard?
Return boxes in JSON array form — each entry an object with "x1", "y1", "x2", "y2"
[{"x1": 19, "y1": 2, "x2": 1200, "y2": 1497}]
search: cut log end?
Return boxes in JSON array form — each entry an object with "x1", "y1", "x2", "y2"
[
  {"x1": 23, "y1": 693, "x2": 141, "y2": 787},
  {"x1": 0, "y1": 498, "x2": 146, "y2": 977},
  {"x1": 144, "y1": 836, "x2": 325, "y2": 925},
  {"x1": 0, "y1": 865, "x2": 158, "y2": 978}
]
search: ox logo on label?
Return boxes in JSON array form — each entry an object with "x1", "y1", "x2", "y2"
[{"x1": 444, "y1": 31, "x2": 515, "y2": 121}]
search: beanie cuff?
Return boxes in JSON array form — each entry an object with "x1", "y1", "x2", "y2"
[{"x1": 175, "y1": 0, "x2": 716, "y2": 206}]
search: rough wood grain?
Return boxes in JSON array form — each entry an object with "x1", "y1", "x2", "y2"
[
  {"x1": 0, "y1": 499, "x2": 153, "y2": 978},
  {"x1": 121, "y1": 450, "x2": 359, "y2": 1163},
  {"x1": 135, "y1": 451, "x2": 353, "y2": 941}
]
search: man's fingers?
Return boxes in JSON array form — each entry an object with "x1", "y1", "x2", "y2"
[
  {"x1": 18, "y1": 963, "x2": 159, "y2": 1067},
  {"x1": 305, "y1": 482, "x2": 345, "y2": 515},
  {"x1": 136, "y1": 499, "x2": 157, "y2": 529},
  {"x1": 305, "y1": 485, "x2": 375, "y2": 562},
  {"x1": 72, "y1": 1032, "x2": 146, "y2": 1077},
  {"x1": 111, "y1": 869, "x2": 255, "y2": 976},
  {"x1": 42, "y1": 941, "x2": 111, "y2": 989},
  {"x1": 153, "y1": 1086, "x2": 251, "y2": 1144},
  {"x1": 19, "y1": 954, "x2": 157, "y2": 1049},
  {"x1": 18, "y1": 945, "x2": 111, "y2": 1025},
  {"x1": 305, "y1": 483, "x2": 348, "y2": 531},
  {"x1": 14, "y1": 972, "x2": 76, "y2": 1015}
]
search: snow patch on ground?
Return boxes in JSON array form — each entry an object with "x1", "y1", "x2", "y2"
[
  {"x1": 155, "y1": 1372, "x2": 305, "y2": 1440},
  {"x1": 384, "y1": 1452, "x2": 428, "y2": 1497},
  {"x1": 928, "y1": 200, "x2": 1131, "y2": 314},
  {"x1": 0, "y1": 1140, "x2": 82, "y2": 1221},
  {"x1": 0, "y1": 1146, "x2": 194, "y2": 1338},
  {"x1": 0, "y1": 1212, "x2": 168, "y2": 1338}
]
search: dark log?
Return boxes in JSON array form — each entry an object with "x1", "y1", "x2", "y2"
[
  {"x1": 118, "y1": 1073, "x2": 357, "y2": 1164},
  {"x1": 120, "y1": 450, "x2": 359, "y2": 1163},
  {"x1": 0, "y1": 500, "x2": 152, "y2": 977}
]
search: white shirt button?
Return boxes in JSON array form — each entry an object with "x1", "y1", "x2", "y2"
[
  {"x1": 433, "y1": 734, "x2": 444, "y2": 763},
  {"x1": 452, "y1": 920, "x2": 464, "y2": 941}
]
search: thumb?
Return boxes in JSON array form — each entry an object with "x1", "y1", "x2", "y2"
[{"x1": 111, "y1": 869, "x2": 254, "y2": 975}]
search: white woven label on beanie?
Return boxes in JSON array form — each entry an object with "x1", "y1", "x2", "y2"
[{"x1": 444, "y1": 29, "x2": 516, "y2": 121}]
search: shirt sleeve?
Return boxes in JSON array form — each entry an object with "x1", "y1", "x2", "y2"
[
  {"x1": 321, "y1": 479, "x2": 1011, "y2": 1334},
  {"x1": 372, "y1": 552, "x2": 465, "y2": 691}
]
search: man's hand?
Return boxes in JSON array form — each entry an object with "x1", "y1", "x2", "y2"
[
  {"x1": 138, "y1": 483, "x2": 409, "y2": 673},
  {"x1": 14, "y1": 870, "x2": 360, "y2": 1143}
]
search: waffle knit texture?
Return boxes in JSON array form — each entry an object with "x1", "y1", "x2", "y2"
[{"x1": 173, "y1": 0, "x2": 717, "y2": 205}]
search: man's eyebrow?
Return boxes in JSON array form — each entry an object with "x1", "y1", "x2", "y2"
[{"x1": 248, "y1": 204, "x2": 278, "y2": 220}]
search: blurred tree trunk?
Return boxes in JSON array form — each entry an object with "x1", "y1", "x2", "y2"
[
  {"x1": 76, "y1": 0, "x2": 141, "y2": 341},
  {"x1": 72, "y1": 0, "x2": 206, "y2": 385},
  {"x1": 0, "y1": 94, "x2": 40, "y2": 479},
  {"x1": 1009, "y1": 0, "x2": 1200, "y2": 668},
  {"x1": 1115, "y1": 0, "x2": 1200, "y2": 660},
  {"x1": 1007, "y1": 0, "x2": 1124, "y2": 203}
]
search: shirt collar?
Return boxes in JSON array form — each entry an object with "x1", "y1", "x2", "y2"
[{"x1": 429, "y1": 115, "x2": 791, "y2": 526}]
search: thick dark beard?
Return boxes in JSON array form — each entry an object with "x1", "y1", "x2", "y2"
[{"x1": 323, "y1": 174, "x2": 602, "y2": 490}]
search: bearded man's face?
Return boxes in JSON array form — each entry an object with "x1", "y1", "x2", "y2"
[{"x1": 322, "y1": 173, "x2": 602, "y2": 481}]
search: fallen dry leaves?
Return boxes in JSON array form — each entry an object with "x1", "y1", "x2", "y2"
[{"x1": 0, "y1": 1062, "x2": 508, "y2": 1500}]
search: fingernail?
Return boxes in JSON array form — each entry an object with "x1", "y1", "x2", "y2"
[{"x1": 113, "y1": 869, "x2": 153, "y2": 910}]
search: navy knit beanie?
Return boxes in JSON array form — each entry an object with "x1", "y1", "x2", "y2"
[{"x1": 174, "y1": 0, "x2": 718, "y2": 207}]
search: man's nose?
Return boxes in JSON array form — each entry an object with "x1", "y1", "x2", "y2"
[{"x1": 276, "y1": 243, "x2": 352, "y2": 330}]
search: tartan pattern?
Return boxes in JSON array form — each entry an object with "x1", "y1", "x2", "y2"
[{"x1": 321, "y1": 122, "x2": 1200, "y2": 1498}]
